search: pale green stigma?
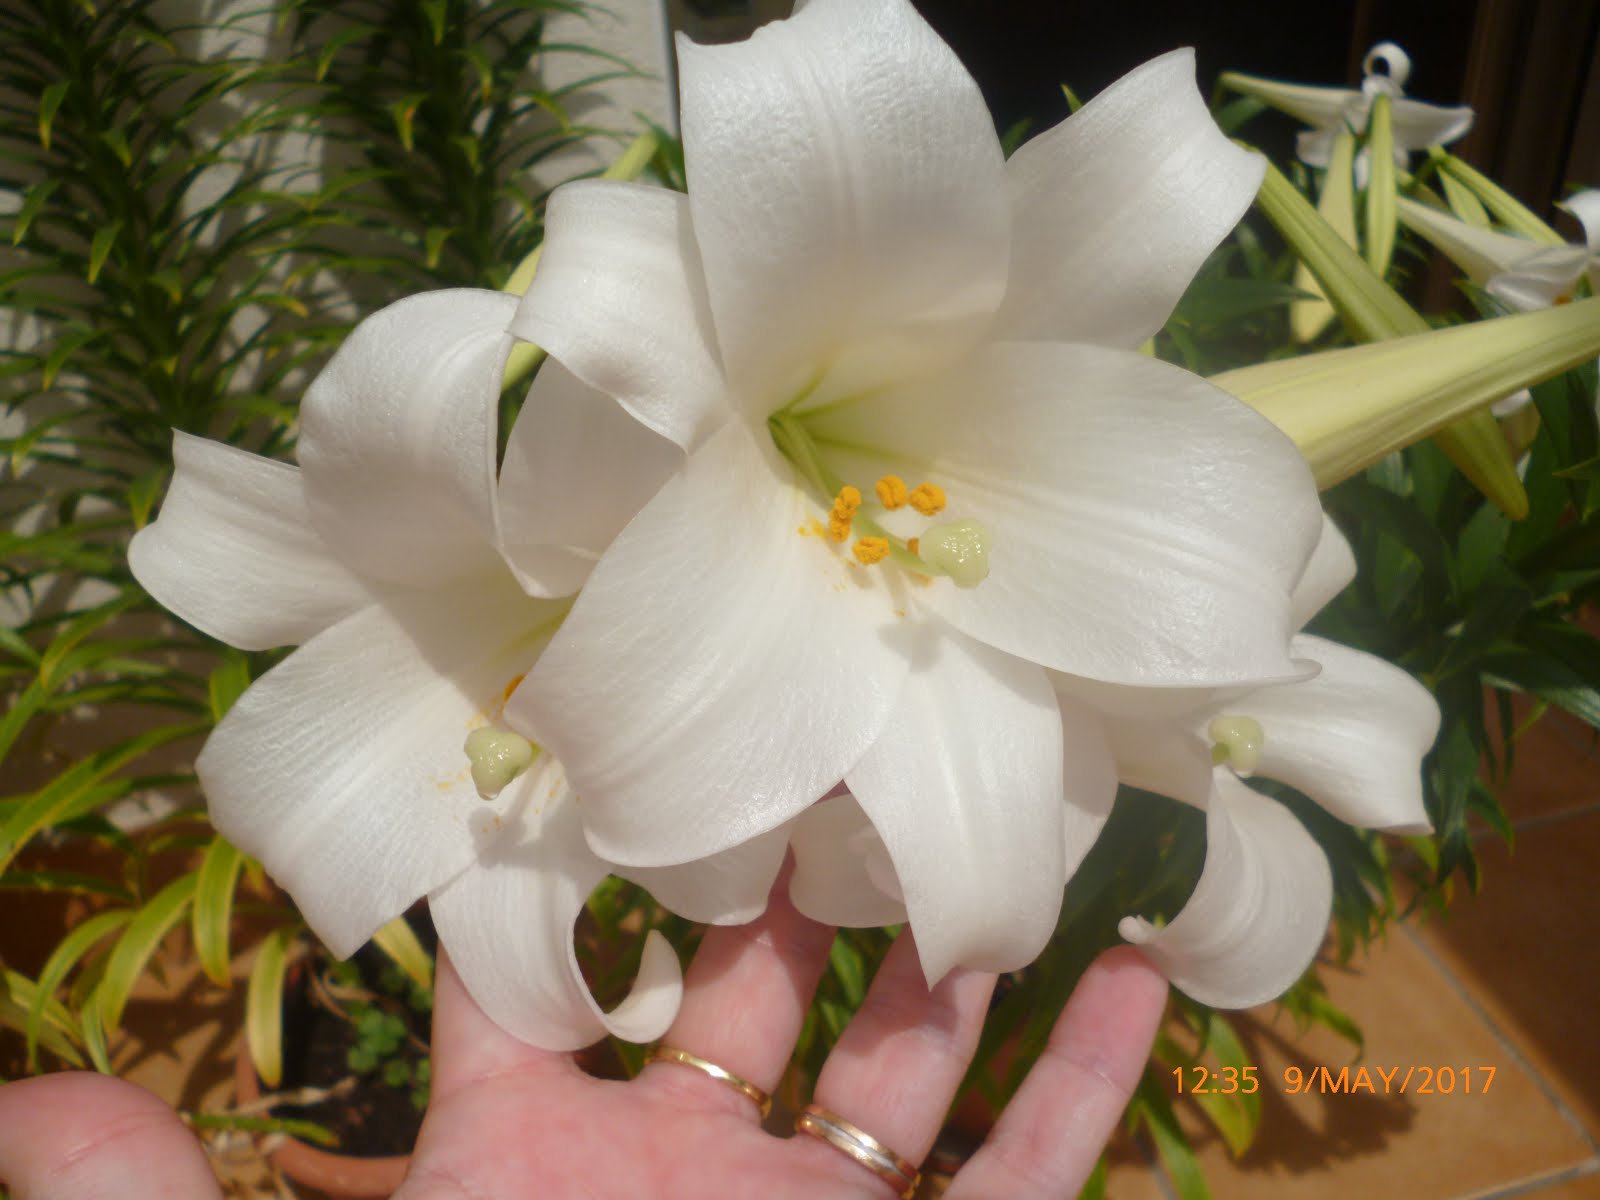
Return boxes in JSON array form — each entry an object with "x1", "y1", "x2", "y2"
[
  {"x1": 464, "y1": 727, "x2": 536, "y2": 799},
  {"x1": 917, "y1": 518, "x2": 991, "y2": 588},
  {"x1": 1208, "y1": 714, "x2": 1265, "y2": 774}
]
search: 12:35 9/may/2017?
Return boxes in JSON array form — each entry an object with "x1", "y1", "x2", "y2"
[{"x1": 1172, "y1": 1065, "x2": 1497, "y2": 1096}]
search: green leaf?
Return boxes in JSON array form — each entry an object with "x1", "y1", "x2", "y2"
[
  {"x1": 11, "y1": 179, "x2": 60, "y2": 245},
  {"x1": 1435, "y1": 150, "x2": 1565, "y2": 245},
  {"x1": 1, "y1": 970, "x2": 85, "y2": 1069},
  {"x1": 371, "y1": 914, "x2": 433, "y2": 991},
  {"x1": 96, "y1": 873, "x2": 199, "y2": 1032},
  {"x1": 27, "y1": 910, "x2": 132, "y2": 1070},
  {"x1": 37, "y1": 81, "x2": 68, "y2": 150},
  {"x1": 246, "y1": 925, "x2": 299, "y2": 1088},
  {"x1": 86, "y1": 222, "x2": 123, "y2": 285},
  {"x1": 1135, "y1": 1066, "x2": 1211, "y2": 1200},
  {"x1": 79, "y1": 999, "x2": 112, "y2": 1074},
  {"x1": 193, "y1": 836, "x2": 246, "y2": 986},
  {"x1": 127, "y1": 466, "x2": 168, "y2": 529},
  {"x1": 207, "y1": 652, "x2": 252, "y2": 722},
  {"x1": 98, "y1": 127, "x2": 132, "y2": 168},
  {"x1": 827, "y1": 934, "x2": 867, "y2": 1007}
]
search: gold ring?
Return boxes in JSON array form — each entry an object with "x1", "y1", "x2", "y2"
[
  {"x1": 794, "y1": 1103, "x2": 921, "y2": 1199},
  {"x1": 644, "y1": 1044, "x2": 772, "y2": 1119}
]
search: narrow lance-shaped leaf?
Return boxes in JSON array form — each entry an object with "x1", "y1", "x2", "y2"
[
  {"x1": 1251, "y1": 158, "x2": 1527, "y2": 517},
  {"x1": 193, "y1": 836, "x2": 246, "y2": 986},
  {"x1": 96, "y1": 873, "x2": 199, "y2": 1031},
  {"x1": 1214, "y1": 297, "x2": 1600, "y2": 488},
  {"x1": 371, "y1": 914, "x2": 434, "y2": 991},
  {"x1": 246, "y1": 925, "x2": 300, "y2": 1089},
  {"x1": 27, "y1": 910, "x2": 132, "y2": 1070}
]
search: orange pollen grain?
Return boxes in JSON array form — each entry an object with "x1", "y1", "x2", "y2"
[
  {"x1": 874, "y1": 475, "x2": 908, "y2": 509},
  {"x1": 832, "y1": 484, "x2": 863, "y2": 515},
  {"x1": 852, "y1": 537, "x2": 891, "y2": 565},
  {"x1": 907, "y1": 536, "x2": 920, "y2": 556},
  {"x1": 908, "y1": 482, "x2": 946, "y2": 515},
  {"x1": 827, "y1": 514, "x2": 853, "y2": 543}
]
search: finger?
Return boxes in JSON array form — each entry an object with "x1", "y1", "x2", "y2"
[
  {"x1": 788, "y1": 930, "x2": 996, "y2": 1192},
  {"x1": 945, "y1": 946, "x2": 1167, "y2": 1199},
  {"x1": 636, "y1": 860, "x2": 834, "y2": 1121},
  {"x1": 427, "y1": 947, "x2": 578, "y2": 1100},
  {"x1": 0, "y1": 1072, "x2": 223, "y2": 1200}
]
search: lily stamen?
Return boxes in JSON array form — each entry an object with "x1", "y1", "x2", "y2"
[
  {"x1": 1208, "y1": 714, "x2": 1265, "y2": 774},
  {"x1": 852, "y1": 537, "x2": 890, "y2": 564},
  {"x1": 465, "y1": 727, "x2": 537, "y2": 800}
]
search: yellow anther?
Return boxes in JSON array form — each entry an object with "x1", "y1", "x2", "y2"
[
  {"x1": 827, "y1": 513, "x2": 852, "y2": 543},
  {"x1": 874, "y1": 475, "x2": 908, "y2": 509},
  {"x1": 908, "y1": 482, "x2": 946, "y2": 515},
  {"x1": 852, "y1": 537, "x2": 890, "y2": 565},
  {"x1": 832, "y1": 485, "x2": 862, "y2": 516},
  {"x1": 906, "y1": 536, "x2": 920, "y2": 556}
]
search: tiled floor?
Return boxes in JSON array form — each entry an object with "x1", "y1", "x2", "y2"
[{"x1": 1102, "y1": 702, "x2": 1600, "y2": 1200}]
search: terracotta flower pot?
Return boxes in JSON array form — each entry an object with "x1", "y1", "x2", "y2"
[{"x1": 234, "y1": 1044, "x2": 411, "y2": 1199}]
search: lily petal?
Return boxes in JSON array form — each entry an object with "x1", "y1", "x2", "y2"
[
  {"x1": 1059, "y1": 693, "x2": 1120, "y2": 879},
  {"x1": 508, "y1": 423, "x2": 909, "y2": 868},
  {"x1": 497, "y1": 359, "x2": 681, "y2": 598},
  {"x1": 197, "y1": 575, "x2": 563, "y2": 957},
  {"x1": 814, "y1": 342, "x2": 1321, "y2": 686},
  {"x1": 1120, "y1": 772, "x2": 1332, "y2": 1008},
  {"x1": 620, "y1": 824, "x2": 791, "y2": 926},
  {"x1": 1290, "y1": 513, "x2": 1357, "y2": 629},
  {"x1": 996, "y1": 49, "x2": 1265, "y2": 349},
  {"x1": 1101, "y1": 716, "x2": 1213, "y2": 807},
  {"x1": 129, "y1": 433, "x2": 370, "y2": 651},
  {"x1": 1389, "y1": 97, "x2": 1474, "y2": 154},
  {"x1": 676, "y1": 0, "x2": 1008, "y2": 404},
  {"x1": 1253, "y1": 634, "x2": 1438, "y2": 832},
  {"x1": 1487, "y1": 246, "x2": 1594, "y2": 311},
  {"x1": 844, "y1": 631, "x2": 1067, "y2": 983},
  {"x1": 1397, "y1": 194, "x2": 1543, "y2": 284},
  {"x1": 508, "y1": 181, "x2": 727, "y2": 450},
  {"x1": 298, "y1": 290, "x2": 517, "y2": 590},
  {"x1": 1561, "y1": 189, "x2": 1600, "y2": 254},
  {"x1": 788, "y1": 794, "x2": 909, "y2": 929},
  {"x1": 429, "y1": 758, "x2": 684, "y2": 1049},
  {"x1": 1223, "y1": 74, "x2": 1354, "y2": 134}
]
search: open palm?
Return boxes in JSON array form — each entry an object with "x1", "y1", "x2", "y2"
[{"x1": 0, "y1": 884, "x2": 1165, "y2": 1200}]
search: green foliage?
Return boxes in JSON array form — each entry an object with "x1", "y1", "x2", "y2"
[{"x1": 326, "y1": 957, "x2": 433, "y2": 1111}]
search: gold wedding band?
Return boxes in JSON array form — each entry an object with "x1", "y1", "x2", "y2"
[
  {"x1": 794, "y1": 1103, "x2": 921, "y2": 1199},
  {"x1": 644, "y1": 1044, "x2": 773, "y2": 1119}
]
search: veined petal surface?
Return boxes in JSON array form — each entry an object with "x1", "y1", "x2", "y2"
[
  {"x1": 1253, "y1": 634, "x2": 1438, "y2": 832},
  {"x1": 508, "y1": 423, "x2": 910, "y2": 868},
  {"x1": 497, "y1": 359, "x2": 681, "y2": 598},
  {"x1": 676, "y1": 0, "x2": 1009, "y2": 406},
  {"x1": 1120, "y1": 772, "x2": 1332, "y2": 1008},
  {"x1": 129, "y1": 433, "x2": 370, "y2": 651},
  {"x1": 197, "y1": 575, "x2": 564, "y2": 957},
  {"x1": 509, "y1": 182, "x2": 727, "y2": 450},
  {"x1": 812, "y1": 342, "x2": 1321, "y2": 685},
  {"x1": 429, "y1": 758, "x2": 683, "y2": 1049},
  {"x1": 1289, "y1": 514, "x2": 1357, "y2": 629},
  {"x1": 298, "y1": 290, "x2": 516, "y2": 589},
  {"x1": 788, "y1": 794, "x2": 909, "y2": 929},
  {"x1": 620, "y1": 824, "x2": 791, "y2": 926},
  {"x1": 843, "y1": 630, "x2": 1067, "y2": 982},
  {"x1": 996, "y1": 49, "x2": 1265, "y2": 349}
]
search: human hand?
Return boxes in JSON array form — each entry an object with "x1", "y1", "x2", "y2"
[{"x1": 0, "y1": 884, "x2": 1166, "y2": 1199}]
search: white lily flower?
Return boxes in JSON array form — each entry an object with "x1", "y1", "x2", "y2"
[
  {"x1": 129, "y1": 291, "x2": 788, "y2": 1049},
  {"x1": 1095, "y1": 517, "x2": 1440, "y2": 1007},
  {"x1": 1225, "y1": 43, "x2": 1473, "y2": 184},
  {"x1": 502, "y1": 0, "x2": 1323, "y2": 983},
  {"x1": 1398, "y1": 191, "x2": 1600, "y2": 413}
]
